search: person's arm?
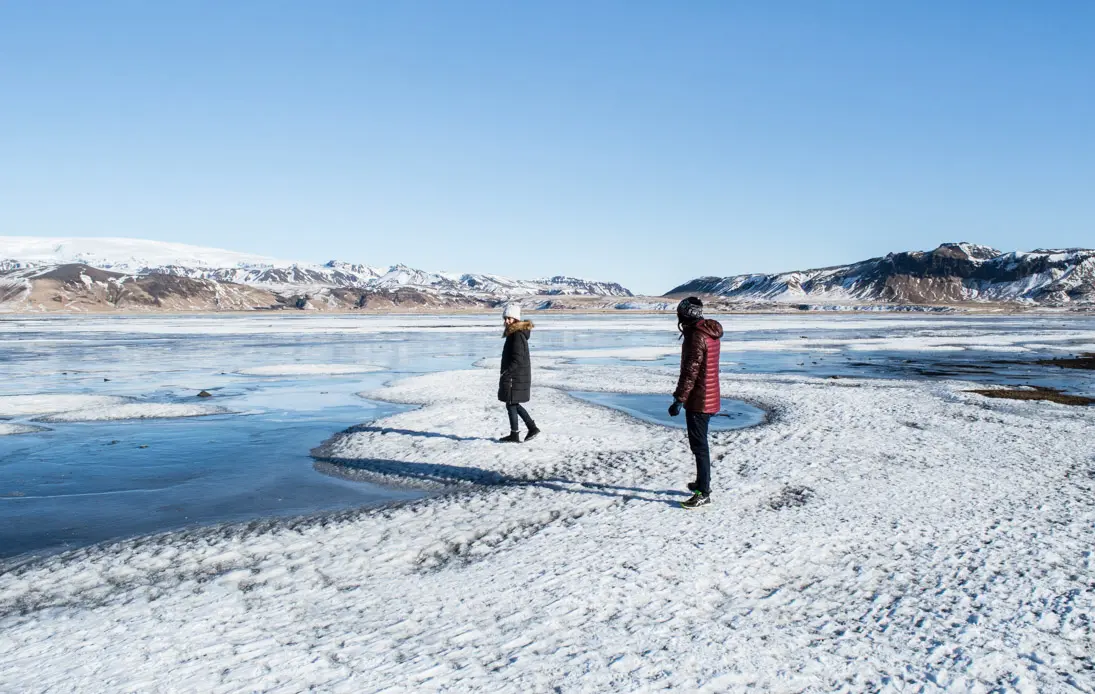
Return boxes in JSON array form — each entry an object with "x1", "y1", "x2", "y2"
[
  {"x1": 673, "y1": 333, "x2": 705, "y2": 404},
  {"x1": 500, "y1": 335, "x2": 512, "y2": 375}
]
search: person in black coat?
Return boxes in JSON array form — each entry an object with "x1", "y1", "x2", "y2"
[{"x1": 498, "y1": 303, "x2": 540, "y2": 443}]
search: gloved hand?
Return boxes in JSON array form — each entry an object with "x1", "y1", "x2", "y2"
[{"x1": 668, "y1": 400, "x2": 683, "y2": 417}]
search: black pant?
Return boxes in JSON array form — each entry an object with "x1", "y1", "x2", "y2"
[
  {"x1": 507, "y1": 403, "x2": 535, "y2": 432},
  {"x1": 686, "y1": 411, "x2": 712, "y2": 494}
]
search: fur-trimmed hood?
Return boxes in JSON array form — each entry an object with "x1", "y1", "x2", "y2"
[{"x1": 503, "y1": 320, "x2": 534, "y2": 337}]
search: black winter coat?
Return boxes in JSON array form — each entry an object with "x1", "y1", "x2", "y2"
[{"x1": 498, "y1": 321, "x2": 534, "y2": 404}]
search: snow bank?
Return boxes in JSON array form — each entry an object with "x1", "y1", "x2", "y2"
[
  {"x1": 236, "y1": 364, "x2": 384, "y2": 376},
  {"x1": 0, "y1": 394, "x2": 128, "y2": 417},
  {"x1": 34, "y1": 403, "x2": 231, "y2": 423},
  {"x1": 0, "y1": 395, "x2": 229, "y2": 422},
  {"x1": 0, "y1": 422, "x2": 49, "y2": 436},
  {"x1": 2, "y1": 356, "x2": 1092, "y2": 692}
]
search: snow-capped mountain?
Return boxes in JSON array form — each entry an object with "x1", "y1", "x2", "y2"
[
  {"x1": 668, "y1": 243, "x2": 1095, "y2": 306},
  {"x1": 0, "y1": 237, "x2": 632, "y2": 312}
]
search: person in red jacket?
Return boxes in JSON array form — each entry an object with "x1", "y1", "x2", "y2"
[{"x1": 668, "y1": 297, "x2": 724, "y2": 509}]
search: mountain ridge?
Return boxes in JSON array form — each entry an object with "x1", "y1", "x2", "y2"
[
  {"x1": 667, "y1": 243, "x2": 1095, "y2": 307},
  {"x1": 0, "y1": 237, "x2": 633, "y2": 312}
]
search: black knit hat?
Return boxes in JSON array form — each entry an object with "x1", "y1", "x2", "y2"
[{"x1": 676, "y1": 297, "x2": 703, "y2": 323}]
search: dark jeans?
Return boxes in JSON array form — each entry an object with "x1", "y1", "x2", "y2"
[
  {"x1": 506, "y1": 403, "x2": 535, "y2": 432},
  {"x1": 686, "y1": 411, "x2": 712, "y2": 494}
]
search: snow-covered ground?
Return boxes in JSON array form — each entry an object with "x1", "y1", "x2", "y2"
[
  {"x1": 0, "y1": 394, "x2": 129, "y2": 417},
  {"x1": 0, "y1": 395, "x2": 229, "y2": 423},
  {"x1": 2, "y1": 323, "x2": 1093, "y2": 691},
  {"x1": 35, "y1": 402, "x2": 231, "y2": 423}
]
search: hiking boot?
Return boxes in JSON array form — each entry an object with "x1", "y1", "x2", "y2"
[
  {"x1": 524, "y1": 426, "x2": 541, "y2": 441},
  {"x1": 681, "y1": 491, "x2": 712, "y2": 509},
  {"x1": 498, "y1": 432, "x2": 522, "y2": 443}
]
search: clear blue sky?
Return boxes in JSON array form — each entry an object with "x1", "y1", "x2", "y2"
[{"x1": 2, "y1": 1, "x2": 1092, "y2": 294}]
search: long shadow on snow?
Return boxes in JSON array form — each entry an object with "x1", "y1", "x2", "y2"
[
  {"x1": 340, "y1": 425, "x2": 493, "y2": 443},
  {"x1": 314, "y1": 457, "x2": 686, "y2": 508}
]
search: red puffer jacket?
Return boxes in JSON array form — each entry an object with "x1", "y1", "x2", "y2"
[{"x1": 673, "y1": 319, "x2": 724, "y2": 414}]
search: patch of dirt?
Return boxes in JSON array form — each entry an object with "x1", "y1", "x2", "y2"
[
  {"x1": 968, "y1": 386, "x2": 1094, "y2": 406},
  {"x1": 1034, "y1": 353, "x2": 1095, "y2": 371},
  {"x1": 768, "y1": 485, "x2": 815, "y2": 510}
]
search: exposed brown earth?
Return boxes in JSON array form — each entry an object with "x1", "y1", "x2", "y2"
[
  {"x1": 968, "y1": 386, "x2": 1094, "y2": 406},
  {"x1": 1034, "y1": 353, "x2": 1095, "y2": 371},
  {"x1": 15, "y1": 269, "x2": 280, "y2": 312}
]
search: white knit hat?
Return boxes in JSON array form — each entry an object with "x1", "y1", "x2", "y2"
[{"x1": 503, "y1": 303, "x2": 522, "y2": 320}]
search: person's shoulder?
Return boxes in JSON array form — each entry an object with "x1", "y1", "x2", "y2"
[
  {"x1": 504, "y1": 320, "x2": 535, "y2": 338},
  {"x1": 699, "y1": 319, "x2": 724, "y2": 339}
]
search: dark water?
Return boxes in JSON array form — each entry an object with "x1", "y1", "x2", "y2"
[{"x1": 0, "y1": 378, "x2": 420, "y2": 559}]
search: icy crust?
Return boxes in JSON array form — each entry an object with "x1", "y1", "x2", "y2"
[
  {"x1": 0, "y1": 423, "x2": 49, "y2": 436},
  {"x1": 2, "y1": 367, "x2": 1094, "y2": 692},
  {"x1": 0, "y1": 394, "x2": 230, "y2": 422},
  {"x1": 35, "y1": 403, "x2": 230, "y2": 423},
  {"x1": 236, "y1": 364, "x2": 384, "y2": 376},
  {"x1": 0, "y1": 394, "x2": 128, "y2": 417}
]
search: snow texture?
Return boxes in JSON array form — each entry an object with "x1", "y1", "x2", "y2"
[
  {"x1": 1, "y1": 357, "x2": 1093, "y2": 692},
  {"x1": 0, "y1": 394, "x2": 129, "y2": 417},
  {"x1": 34, "y1": 403, "x2": 231, "y2": 423},
  {"x1": 0, "y1": 423, "x2": 48, "y2": 436}
]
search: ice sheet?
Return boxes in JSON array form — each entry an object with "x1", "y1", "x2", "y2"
[
  {"x1": 539, "y1": 345, "x2": 678, "y2": 360},
  {"x1": 236, "y1": 364, "x2": 384, "y2": 376}
]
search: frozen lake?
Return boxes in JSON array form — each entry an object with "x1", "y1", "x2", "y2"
[{"x1": 2, "y1": 313, "x2": 1094, "y2": 561}]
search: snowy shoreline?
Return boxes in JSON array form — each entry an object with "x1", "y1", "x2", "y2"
[{"x1": 2, "y1": 356, "x2": 1093, "y2": 691}]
